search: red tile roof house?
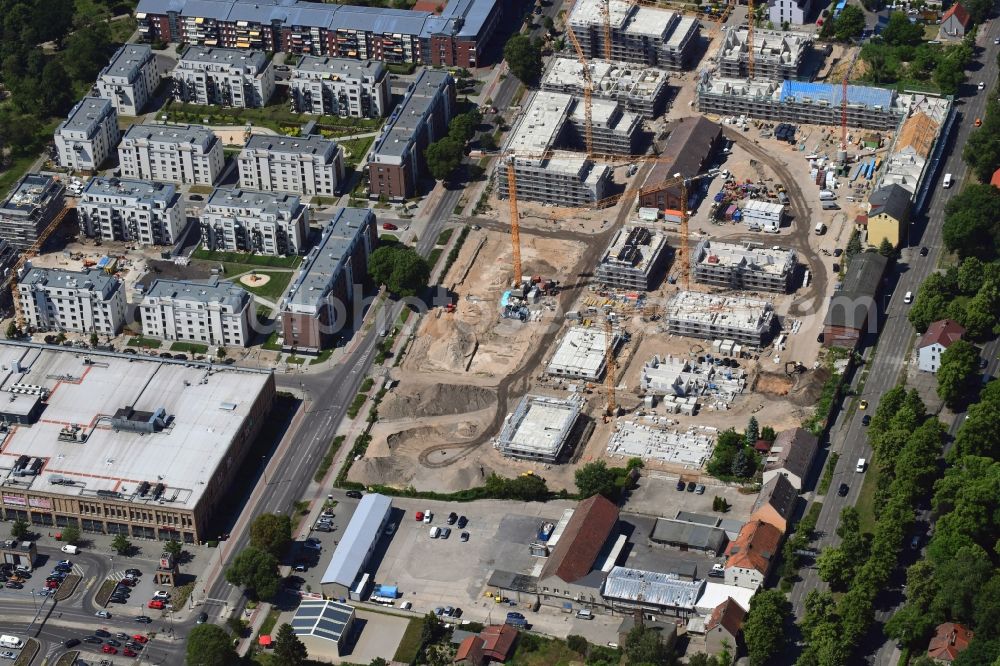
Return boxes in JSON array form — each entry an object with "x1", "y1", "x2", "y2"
[
  {"x1": 917, "y1": 319, "x2": 966, "y2": 373},
  {"x1": 940, "y1": 2, "x2": 971, "y2": 37},
  {"x1": 724, "y1": 520, "x2": 782, "y2": 590},
  {"x1": 453, "y1": 624, "x2": 519, "y2": 665},
  {"x1": 705, "y1": 597, "x2": 747, "y2": 658},
  {"x1": 927, "y1": 622, "x2": 974, "y2": 663}
]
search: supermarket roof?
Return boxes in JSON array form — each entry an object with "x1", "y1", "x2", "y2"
[{"x1": 780, "y1": 80, "x2": 894, "y2": 109}]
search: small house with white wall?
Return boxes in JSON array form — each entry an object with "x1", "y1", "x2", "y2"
[{"x1": 917, "y1": 319, "x2": 965, "y2": 373}]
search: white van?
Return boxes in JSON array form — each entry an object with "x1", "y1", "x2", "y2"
[
  {"x1": 815, "y1": 223, "x2": 826, "y2": 235},
  {"x1": 61, "y1": 544, "x2": 78, "y2": 554},
  {"x1": 856, "y1": 458, "x2": 867, "y2": 473},
  {"x1": 0, "y1": 636, "x2": 22, "y2": 649},
  {"x1": 818, "y1": 190, "x2": 836, "y2": 201},
  {"x1": 903, "y1": 291, "x2": 913, "y2": 304},
  {"x1": 576, "y1": 609, "x2": 594, "y2": 620},
  {"x1": 943, "y1": 173, "x2": 953, "y2": 188}
]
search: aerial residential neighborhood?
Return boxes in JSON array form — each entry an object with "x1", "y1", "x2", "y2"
[{"x1": 0, "y1": 0, "x2": 998, "y2": 662}]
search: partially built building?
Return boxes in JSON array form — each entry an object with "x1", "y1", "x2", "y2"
[
  {"x1": 693, "y1": 240, "x2": 796, "y2": 293},
  {"x1": 541, "y1": 57, "x2": 670, "y2": 118},
  {"x1": 546, "y1": 326, "x2": 621, "y2": 381},
  {"x1": 594, "y1": 225, "x2": 670, "y2": 290},
  {"x1": 607, "y1": 421, "x2": 717, "y2": 467},
  {"x1": 717, "y1": 27, "x2": 812, "y2": 80},
  {"x1": 567, "y1": 0, "x2": 700, "y2": 70},
  {"x1": 664, "y1": 291, "x2": 775, "y2": 346},
  {"x1": 496, "y1": 394, "x2": 582, "y2": 463}
]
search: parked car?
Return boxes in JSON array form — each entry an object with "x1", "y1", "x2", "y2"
[
  {"x1": 303, "y1": 539, "x2": 322, "y2": 551},
  {"x1": 105, "y1": 640, "x2": 121, "y2": 647},
  {"x1": 134, "y1": 617, "x2": 152, "y2": 624},
  {"x1": 125, "y1": 642, "x2": 143, "y2": 651},
  {"x1": 457, "y1": 516, "x2": 468, "y2": 529},
  {"x1": 102, "y1": 645, "x2": 118, "y2": 655},
  {"x1": 63, "y1": 639, "x2": 81, "y2": 648},
  {"x1": 423, "y1": 511, "x2": 433, "y2": 523},
  {"x1": 123, "y1": 649, "x2": 138, "y2": 657},
  {"x1": 125, "y1": 569, "x2": 141, "y2": 577},
  {"x1": 440, "y1": 527, "x2": 452, "y2": 539},
  {"x1": 415, "y1": 511, "x2": 424, "y2": 522},
  {"x1": 919, "y1": 246, "x2": 929, "y2": 256},
  {"x1": 695, "y1": 484, "x2": 705, "y2": 494},
  {"x1": 676, "y1": 480, "x2": 686, "y2": 491},
  {"x1": 0, "y1": 652, "x2": 15, "y2": 660},
  {"x1": 686, "y1": 481, "x2": 696, "y2": 492},
  {"x1": 345, "y1": 490, "x2": 363, "y2": 499},
  {"x1": 838, "y1": 483, "x2": 850, "y2": 497},
  {"x1": 148, "y1": 600, "x2": 165, "y2": 609},
  {"x1": 196, "y1": 612, "x2": 208, "y2": 624},
  {"x1": 83, "y1": 637, "x2": 103, "y2": 645},
  {"x1": 131, "y1": 635, "x2": 149, "y2": 644},
  {"x1": 862, "y1": 414, "x2": 871, "y2": 426},
  {"x1": 382, "y1": 223, "x2": 398, "y2": 231},
  {"x1": 429, "y1": 527, "x2": 441, "y2": 539},
  {"x1": 447, "y1": 512, "x2": 458, "y2": 525},
  {"x1": 460, "y1": 532, "x2": 470, "y2": 542},
  {"x1": 94, "y1": 630, "x2": 111, "y2": 638}
]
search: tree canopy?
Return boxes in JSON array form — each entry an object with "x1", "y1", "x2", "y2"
[
  {"x1": 936, "y1": 339, "x2": 981, "y2": 409},
  {"x1": 943, "y1": 184, "x2": 1000, "y2": 261},
  {"x1": 744, "y1": 589, "x2": 790, "y2": 666},
  {"x1": 425, "y1": 136, "x2": 465, "y2": 181},
  {"x1": 225, "y1": 547, "x2": 281, "y2": 601},
  {"x1": 503, "y1": 34, "x2": 542, "y2": 84},
  {"x1": 622, "y1": 623, "x2": 672, "y2": 666},
  {"x1": 186, "y1": 624, "x2": 239, "y2": 666},
  {"x1": 249, "y1": 513, "x2": 292, "y2": 559},
  {"x1": 832, "y1": 5, "x2": 865, "y2": 41},
  {"x1": 272, "y1": 623, "x2": 309, "y2": 666},
  {"x1": 881, "y1": 12, "x2": 924, "y2": 46},
  {"x1": 574, "y1": 461, "x2": 624, "y2": 500},
  {"x1": 368, "y1": 245, "x2": 431, "y2": 297}
]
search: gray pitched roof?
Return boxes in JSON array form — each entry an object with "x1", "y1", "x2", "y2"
[
  {"x1": 868, "y1": 183, "x2": 911, "y2": 222},
  {"x1": 763, "y1": 428, "x2": 818, "y2": 481},
  {"x1": 751, "y1": 474, "x2": 798, "y2": 521},
  {"x1": 823, "y1": 251, "x2": 888, "y2": 329}
]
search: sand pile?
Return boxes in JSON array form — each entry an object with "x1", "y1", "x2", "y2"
[{"x1": 379, "y1": 383, "x2": 496, "y2": 420}]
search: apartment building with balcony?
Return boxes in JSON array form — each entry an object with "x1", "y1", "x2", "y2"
[
  {"x1": 139, "y1": 276, "x2": 253, "y2": 347},
  {"x1": 200, "y1": 188, "x2": 308, "y2": 256},
  {"x1": 78, "y1": 177, "x2": 184, "y2": 246},
  {"x1": 96, "y1": 44, "x2": 160, "y2": 116},
  {"x1": 17, "y1": 267, "x2": 126, "y2": 335},
  {"x1": 54, "y1": 97, "x2": 120, "y2": 173},
  {"x1": 118, "y1": 123, "x2": 225, "y2": 186},
  {"x1": 171, "y1": 45, "x2": 275, "y2": 108},
  {"x1": 238, "y1": 134, "x2": 345, "y2": 197},
  {"x1": 288, "y1": 56, "x2": 389, "y2": 118}
]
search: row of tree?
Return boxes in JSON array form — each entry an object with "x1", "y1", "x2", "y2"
[
  {"x1": 424, "y1": 107, "x2": 484, "y2": 182},
  {"x1": 798, "y1": 388, "x2": 945, "y2": 664},
  {"x1": 224, "y1": 512, "x2": 291, "y2": 601},
  {"x1": 908, "y1": 256, "x2": 1000, "y2": 338}
]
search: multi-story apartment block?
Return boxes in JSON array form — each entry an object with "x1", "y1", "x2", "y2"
[
  {"x1": 200, "y1": 188, "x2": 308, "y2": 256},
  {"x1": 238, "y1": 134, "x2": 345, "y2": 197},
  {"x1": 78, "y1": 177, "x2": 184, "y2": 246},
  {"x1": 135, "y1": 0, "x2": 501, "y2": 68},
  {"x1": 768, "y1": 0, "x2": 817, "y2": 26},
  {"x1": 171, "y1": 46, "x2": 275, "y2": 108},
  {"x1": 568, "y1": 0, "x2": 699, "y2": 70},
  {"x1": 280, "y1": 207, "x2": 376, "y2": 353},
  {"x1": 139, "y1": 276, "x2": 253, "y2": 347},
  {"x1": 717, "y1": 27, "x2": 811, "y2": 80},
  {"x1": 288, "y1": 56, "x2": 389, "y2": 118},
  {"x1": 118, "y1": 124, "x2": 225, "y2": 186},
  {"x1": 367, "y1": 69, "x2": 456, "y2": 201},
  {"x1": 0, "y1": 174, "x2": 66, "y2": 251},
  {"x1": 96, "y1": 44, "x2": 160, "y2": 116},
  {"x1": 54, "y1": 97, "x2": 119, "y2": 173},
  {"x1": 693, "y1": 239, "x2": 797, "y2": 294},
  {"x1": 17, "y1": 267, "x2": 126, "y2": 335}
]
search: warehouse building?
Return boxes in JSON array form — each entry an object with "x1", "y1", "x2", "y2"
[
  {"x1": 320, "y1": 493, "x2": 392, "y2": 598},
  {"x1": 78, "y1": 177, "x2": 184, "y2": 246},
  {"x1": 541, "y1": 57, "x2": 670, "y2": 118},
  {"x1": 139, "y1": 277, "x2": 253, "y2": 347},
  {"x1": 367, "y1": 69, "x2": 455, "y2": 201},
  {"x1": 288, "y1": 57, "x2": 389, "y2": 118},
  {"x1": 665, "y1": 291, "x2": 775, "y2": 346},
  {"x1": 693, "y1": 240, "x2": 796, "y2": 293},
  {"x1": 96, "y1": 44, "x2": 160, "y2": 116},
  {"x1": 602, "y1": 566, "x2": 704, "y2": 618},
  {"x1": 135, "y1": 0, "x2": 502, "y2": 68},
  {"x1": 17, "y1": 267, "x2": 127, "y2": 335},
  {"x1": 54, "y1": 97, "x2": 120, "y2": 173},
  {"x1": 118, "y1": 124, "x2": 225, "y2": 186},
  {"x1": 568, "y1": 0, "x2": 700, "y2": 70},
  {"x1": 547, "y1": 326, "x2": 622, "y2": 380},
  {"x1": 0, "y1": 174, "x2": 66, "y2": 251},
  {"x1": 639, "y1": 116, "x2": 722, "y2": 212},
  {"x1": 291, "y1": 600, "x2": 356, "y2": 660},
  {"x1": 717, "y1": 27, "x2": 812, "y2": 80},
  {"x1": 822, "y1": 252, "x2": 888, "y2": 349},
  {"x1": 238, "y1": 134, "x2": 345, "y2": 197},
  {"x1": 280, "y1": 207, "x2": 376, "y2": 353},
  {"x1": 200, "y1": 188, "x2": 308, "y2": 256},
  {"x1": 595, "y1": 225, "x2": 670, "y2": 290},
  {"x1": 0, "y1": 342, "x2": 274, "y2": 543},
  {"x1": 496, "y1": 394, "x2": 582, "y2": 463},
  {"x1": 171, "y1": 46, "x2": 275, "y2": 108},
  {"x1": 650, "y1": 518, "x2": 728, "y2": 555}
]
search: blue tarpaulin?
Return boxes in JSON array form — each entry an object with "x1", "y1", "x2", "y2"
[
  {"x1": 376, "y1": 585, "x2": 398, "y2": 598},
  {"x1": 780, "y1": 81, "x2": 893, "y2": 110}
]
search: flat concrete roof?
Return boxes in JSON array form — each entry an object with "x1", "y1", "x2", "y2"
[
  {"x1": 206, "y1": 187, "x2": 302, "y2": 217},
  {"x1": 719, "y1": 26, "x2": 810, "y2": 65},
  {"x1": 695, "y1": 240, "x2": 795, "y2": 276},
  {"x1": 82, "y1": 177, "x2": 178, "y2": 205},
  {"x1": 0, "y1": 342, "x2": 272, "y2": 511},
  {"x1": 505, "y1": 91, "x2": 573, "y2": 156},
  {"x1": 178, "y1": 45, "x2": 269, "y2": 72},
  {"x1": 543, "y1": 58, "x2": 669, "y2": 102},
  {"x1": 1, "y1": 175, "x2": 62, "y2": 215},
  {"x1": 569, "y1": 0, "x2": 634, "y2": 29},
  {"x1": 600, "y1": 225, "x2": 669, "y2": 275},
  {"x1": 99, "y1": 44, "x2": 154, "y2": 82},
  {"x1": 568, "y1": 96, "x2": 638, "y2": 131},
  {"x1": 607, "y1": 421, "x2": 716, "y2": 467},
  {"x1": 59, "y1": 97, "x2": 114, "y2": 135},
  {"x1": 666, "y1": 291, "x2": 774, "y2": 332},
  {"x1": 370, "y1": 69, "x2": 451, "y2": 161},
  {"x1": 20, "y1": 267, "x2": 119, "y2": 295},
  {"x1": 547, "y1": 326, "x2": 616, "y2": 377},
  {"x1": 294, "y1": 55, "x2": 386, "y2": 81},
  {"x1": 243, "y1": 133, "x2": 339, "y2": 158},
  {"x1": 122, "y1": 123, "x2": 218, "y2": 149},
  {"x1": 285, "y1": 207, "x2": 372, "y2": 311},
  {"x1": 497, "y1": 394, "x2": 581, "y2": 456},
  {"x1": 144, "y1": 276, "x2": 250, "y2": 309}
]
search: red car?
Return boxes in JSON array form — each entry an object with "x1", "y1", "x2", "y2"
[
  {"x1": 45, "y1": 580, "x2": 59, "y2": 589},
  {"x1": 131, "y1": 635, "x2": 148, "y2": 644},
  {"x1": 147, "y1": 600, "x2": 165, "y2": 609},
  {"x1": 415, "y1": 511, "x2": 424, "y2": 521},
  {"x1": 102, "y1": 645, "x2": 118, "y2": 654},
  {"x1": 118, "y1": 578, "x2": 136, "y2": 586},
  {"x1": 123, "y1": 649, "x2": 137, "y2": 657},
  {"x1": 382, "y1": 223, "x2": 398, "y2": 231}
]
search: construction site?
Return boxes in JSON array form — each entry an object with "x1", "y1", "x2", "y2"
[{"x1": 541, "y1": 57, "x2": 672, "y2": 118}]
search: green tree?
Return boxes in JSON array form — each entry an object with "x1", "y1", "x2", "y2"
[
  {"x1": 937, "y1": 339, "x2": 980, "y2": 409},
  {"x1": 448, "y1": 109, "x2": 481, "y2": 144},
  {"x1": 961, "y1": 280, "x2": 1000, "y2": 339},
  {"x1": 963, "y1": 103, "x2": 1000, "y2": 182},
  {"x1": 186, "y1": 624, "x2": 239, "y2": 666},
  {"x1": 164, "y1": 539, "x2": 183, "y2": 560},
  {"x1": 60, "y1": 525, "x2": 81, "y2": 545},
  {"x1": 623, "y1": 623, "x2": 671, "y2": 665},
  {"x1": 503, "y1": 34, "x2": 542, "y2": 83},
  {"x1": 89, "y1": 332, "x2": 99, "y2": 347},
  {"x1": 424, "y1": 136, "x2": 464, "y2": 181},
  {"x1": 744, "y1": 589, "x2": 790, "y2": 666},
  {"x1": 249, "y1": 513, "x2": 292, "y2": 559},
  {"x1": 745, "y1": 416, "x2": 759, "y2": 446},
  {"x1": 479, "y1": 132, "x2": 497, "y2": 151},
  {"x1": 420, "y1": 611, "x2": 444, "y2": 645},
  {"x1": 908, "y1": 273, "x2": 957, "y2": 332},
  {"x1": 707, "y1": 428, "x2": 743, "y2": 477},
  {"x1": 943, "y1": 184, "x2": 1000, "y2": 260},
  {"x1": 216, "y1": 346, "x2": 227, "y2": 359},
  {"x1": 816, "y1": 546, "x2": 855, "y2": 590},
  {"x1": 367, "y1": 246, "x2": 431, "y2": 297},
  {"x1": 878, "y1": 237, "x2": 895, "y2": 258},
  {"x1": 111, "y1": 534, "x2": 132, "y2": 555},
  {"x1": 5, "y1": 321, "x2": 18, "y2": 339},
  {"x1": 882, "y1": 11, "x2": 925, "y2": 46},
  {"x1": 39, "y1": 60, "x2": 73, "y2": 117},
  {"x1": 952, "y1": 382, "x2": 1000, "y2": 459},
  {"x1": 272, "y1": 623, "x2": 308, "y2": 666},
  {"x1": 566, "y1": 634, "x2": 589, "y2": 654},
  {"x1": 10, "y1": 519, "x2": 28, "y2": 540},
  {"x1": 368, "y1": 659, "x2": 390, "y2": 666},
  {"x1": 225, "y1": 547, "x2": 280, "y2": 601},
  {"x1": 731, "y1": 447, "x2": 756, "y2": 478},
  {"x1": 574, "y1": 460, "x2": 620, "y2": 499},
  {"x1": 931, "y1": 544, "x2": 993, "y2": 624},
  {"x1": 834, "y1": 5, "x2": 865, "y2": 41}
]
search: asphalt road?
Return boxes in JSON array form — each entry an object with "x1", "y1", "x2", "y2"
[{"x1": 786, "y1": 20, "x2": 1000, "y2": 666}]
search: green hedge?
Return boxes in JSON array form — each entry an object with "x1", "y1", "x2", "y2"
[
  {"x1": 346, "y1": 394, "x2": 367, "y2": 419},
  {"x1": 314, "y1": 436, "x2": 345, "y2": 483}
]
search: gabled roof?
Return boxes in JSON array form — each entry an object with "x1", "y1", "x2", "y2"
[
  {"x1": 895, "y1": 112, "x2": 937, "y2": 158},
  {"x1": 454, "y1": 636, "x2": 485, "y2": 665},
  {"x1": 706, "y1": 597, "x2": 746, "y2": 638},
  {"x1": 644, "y1": 116, "x2": 722, "y2": 194},
  {"x1": 725, "y1": 520, "x2": 781, "y2": 575},
  {"x1": 918, "y1": 319, "x2": 965, "y2": 351},
  {"x1": 763, "y1": 427, "x2": 818, "y2": 481},
  {"x1": 928, "y1": 622, "x2": 974, "y2": 662},
  {"x1": 823, "y1": 252, "x2": 888, "y2": 329},
  {"x1": 479, "y1": 624, "x2": 518, "y2": 661},
  {"x1": 751, "y1": 474, "x2": 797, "y2": 526},
  {"x1": 868, "y1": 183, "x2": 911, "y2": 222},
  {"x1": 942, "y1": 2, "x2": 970, "y2": 26},
  {"x1": 539, "y1": 495, "x2": 619, "y2": 583}
]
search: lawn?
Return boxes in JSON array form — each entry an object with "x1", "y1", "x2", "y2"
[
  {"x1": 437, "y1": 228, "x2": 454, "y2": 245},
  {"x1": 392, "y1": 619, "x2": 424, "y2": 664},
  {"x1": 169, "y1": 341, "x2": 208, "y2": 354},
  {"x1": 341, "y1": 135, "x2": 375, "y2": 167},
  {"x1": 239, "y1": 271, "x2": 293, "y2": 301},
  {"x1": 162, "y1": 101, "x2": 383, "y2": 136},
  {"x1": 193, "y1": 248, "x2": 302, "y2": 269},
  {"x1": 428, "y1": 247, "x2": 443, "y2": 269},
  {"x1": 109, "y1": 16, "x2": 138, "y2": 43},
  {"x1": 309, "y1": 347, "x2": 334, "y2": 365},
  {"x1": 508, "y1": 635, "x2": 583, "y2": 666},
  {"x1": 127, "y1": 336, "x2": 162, "y2": 349}
]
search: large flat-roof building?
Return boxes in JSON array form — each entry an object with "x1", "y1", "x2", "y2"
[
  {"x1": 320, "y1": 493, "x2": 392, "y2": 598},
  {"x1": 496, "y1": 394, "x2": 582, "y2": 463},
  {"x1": 200, "y1": 188, "x2": 308, "y2": 256},
  {"x1": 542, "y1": 57, "x2": 670, "y2": 118},
  {"x1": 96, "y1": 44, "x2": 160, "y2": 116},
  {"x1": 17, "y1": 267, "x2": 126, "y2": 335},
  {"x1": 0, "y1": 342, "x2": 275, "y2": 543},
  {"x1": 0, "y1": 174, "x2": 66, "y2": 251},
  {"x1": 139, "y1": 277, "x2": 253, "y2": 347},
  {"x1": 568, "y1": 0, "x2": 699, "y2": 70},
  {"x1": 288, "y1": 57, "x2": 390, "y2": 118},
  {"x1": 595, "y1": 225, "x2": 670, "y2": 291},
  {"x1": 78, "y1": 177, "x2": 184, "y2": 246},
  {"x1": 136, "y1": 0, "x2": 502, "y2": 68},
  {"x1": 54, "y1": 97, "x2": 120, "y2": 173},
  {"x1": 238, "y1": 133, "x2": 345, "y2": 197},
  {"x1": 118, "y1": 124, "x2": 225, "y2": 186},
  {"x1": 171, "y1": 46, "x2": 275, "y2": 108},
  {"x1": 367, "y1": 69, "x2": 455, "y2": 201},
  {"x1": 717, "y1": 27, "x2": 811, "y2": 80},
  {"x1": 280, "y1": 207, "x2": 376, "y2": 352},
  {"x1": 693, "y1": 239, "x2": 796, "y2": 293},
  {"x1": 546, "y1": 326, "x2": 622, "y2": 381},
  {"x1": 665, "y1": 291, "x2": 775, "y2": 346}
]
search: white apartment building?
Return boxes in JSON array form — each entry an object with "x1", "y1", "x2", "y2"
[
  {"x1": 54, "y1": 97, "x2": 119, "y2": 172},
  {"x1": 118, "y1": 124, "x2": 224, "y2": 186},
  {"x1": 139, "y1": 277, "x2": 253, "y2": 347},
  {"x1": 171, "y1": 46, "x2": 275, "y2": 108},
  {"x1": 17, "y1": 267, "x2": 126, "y2": 335},
  {"x1": 200, "y1": 188, "x2": 308, "y2": 256},
  {"x1": 288, "y1": 56, "x2": 389, "y2": 118},
  {"x1": 238, "y1": 134, "x2": 345, "y2": 197},
  {"x1": 96, "y1": 44, "x2": 160, "y2": 116},
  {"x1": 78, "y1": 177, "x2": 184, "y2": 246}
]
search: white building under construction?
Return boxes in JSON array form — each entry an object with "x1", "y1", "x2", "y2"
[
  {"x1": 568, "y1": 0, "x2": 700, "y2": 70},
  {"x1": 664, "y1": 291, "x2": 775, "y2": 346},
  {"x1": 595, "y1": 225, "x2": 670, "y2": 290},
  {"x1": 547, "y1": 326, "x2": 622, "y2": 380},
  {"x1": 717, "y1": 27, "x2": 812, "y2": 80},
  {"x1": 693, "y1": 240, "x2": 796, "y2": 293},
  {"x1": 542, "y1": 57, "x2": 671, "y2": 118},
  {"x1": 496, "y1": 394, "x2": 582, "y2": 463}
]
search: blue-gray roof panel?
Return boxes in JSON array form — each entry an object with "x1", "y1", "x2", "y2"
[{"x1": 320, "y1": 493, "x2": 391, "y2": 588}]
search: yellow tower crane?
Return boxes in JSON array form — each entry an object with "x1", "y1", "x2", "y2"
[
  {"x1": 6, "y1": 202, "x2": 76, "y2": 332},
  {"x1": 565, "y1": 24, "x2": 594, "y2": 157}
]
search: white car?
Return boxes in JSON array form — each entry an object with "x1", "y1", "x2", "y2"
[
  {"x1": 429, "y1": 526, "x2": 441, "y2": 539},
  {"x1": 423, "y1": 511, "x2": 433, "y2": 524},
  {"x1": 979, "y1": 81, "x2": 986, "y2": 90},
  {"x1": 95, "y1": 610, "x2": 110, "y2": 618},
  {"x1": 0, "y1": 652, "x2": 15, "y2": 660},
  {"x1": 152, "y1": 591, "x2": 171, "y2": 600}
]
